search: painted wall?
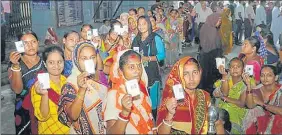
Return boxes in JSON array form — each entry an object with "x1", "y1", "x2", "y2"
[{"x1": 31, "y1": 1, "x2": 155, "y2": 43}]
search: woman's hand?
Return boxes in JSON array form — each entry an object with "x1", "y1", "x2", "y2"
[
  {"x1": 218, "y1": 65, "x2": 228, "y2": 79},
  {"x1": 165, "y1": 97, "x2": 177, "y2": 116},
  {"x1": 215, "y1": 17, "x2": 222, "y2": 27},
  {"x1": 213, "y1": 90, "x2": 223, "y2": 98},
  {"x1": 121, "y1": 94, "x2": 133, "y2": 117},
  {"x1": 253, "y1": 95, "x2": 264, "y2": 106},
  {"x1": 142, "y1": 56, "x2": 149, "y2": 62},
  {"x1": 9, "y1": 51, "x2": 21, "y2": 65},
  {"x1": 77, "y1": 72, "x2": 89, "y2": 89},
  {"x1": 34, "y1": 81, "x2": 48, "y2": 95},
  {"x1": 92, "y1": 36, "x2": 101, "y2": 43},
  {"x1": 167, "y1": 29, "x2": 175, "y2": 34},
  {"x1": 242, "y1": 72, "x2": 251, "y2": 87}
]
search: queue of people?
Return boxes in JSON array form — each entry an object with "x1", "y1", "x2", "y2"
[{"x1": 6, "y1": 0, "x2": 282, "y2": 134}]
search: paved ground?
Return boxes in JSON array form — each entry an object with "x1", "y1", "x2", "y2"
[{"x1": 0, "y1": 43, "x2": 241, "y2": 134}]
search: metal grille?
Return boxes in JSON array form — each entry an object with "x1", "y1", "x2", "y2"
[{"x1": 7, "y1": 1, "x2": 32, "y2": 40}]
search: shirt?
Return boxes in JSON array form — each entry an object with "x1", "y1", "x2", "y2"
[
  {"x1": 254, "y1": 5, "x2": 266, "y2": 26},
  {"x1": 196, "y1": 7, "x2": 213, "y2": 23},
  {"x1": 235, "y1": 3, "x2": 245, "y2": 20},
  {"x1": 245, "y1": 4, "x2": 255, "y2": 19}
]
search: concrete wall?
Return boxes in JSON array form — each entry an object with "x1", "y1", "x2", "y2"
[{"x1": 31, "y1": 1, "x2": 155, "y2": 44}]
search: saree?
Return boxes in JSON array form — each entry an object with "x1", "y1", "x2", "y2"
[
  {"x1": 58, "y1": 42, "x2": 108, "y2": 134},
  {"x1": 103, "y1": 49, "x2": 154, "y2": 134},
  {"x1": 8, "y1": 58, "x2": 46, "y2": 134},
  {"x1": 214, "y1": 78, "x2": 248, "y2": 134},
  {"x1": 157, "y1": 56, "x2": 210, "y2": 134},
  {"x1": 31, "y1": 75, "x2": 69, "y2": 134},
  {"x1": 219, "y1": 8, "x2": 233, "y2": 55},
  {"x1": 243, "y1": 84, "x2": 282, "y2": 134}
]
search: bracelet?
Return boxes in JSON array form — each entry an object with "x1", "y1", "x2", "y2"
[
  {"x1": 221, "y1": 96, "x2": 227, "y2": 102},
  {"x1": 119, "y1": 112, "x2": 131, "y2": 120},
  {"x1": 10, "y1": 67, "x2": 21, "y2": 72},
  {"x1": 76, "y1": 94, "x2": 84, "y2": 101},
  {"x1": 163, "y1": 119, "x2": 173, "y2": 127},
  {"x1": 221, "y1": 79, "x2": 227, "y2": 82}
]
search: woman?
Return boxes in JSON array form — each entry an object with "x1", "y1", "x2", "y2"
[
  {"x1": 165, "y1": 9, "x2": 180, "y2": 67},
  {"x1": 132, "y1": 16, "x2": 165, "y2": 120},
  {"x1": 199, "y1": 12, "x2": 223, "y2": 94},
  {"x1": 261, "y1": 31, "x2": 280, "y2": 65},
  {"x1": 58, "y1": 42, "x2": 108, "y2": 134},
  {"x1": 128, "y1": 16, "x2": 138, "y2": 44},
  {"x1": 104, "y1": 49, "x2": 154, "y2": 134},
  {"x1": 240, "y1": 36, "x2": 264, "y2": 84},
  {"x1": 157, "y1": 56, "x2": 225, "y2": 134},
  {"x1": 62, "y1": 31, "x2": 80, "y2": 77},
  {"x1": 219, "y1": 8, "x2": 233, "y2": 55},
  {"x1": 31, "y1": 46, "x2": 69, "y2": 134},
  {"x1": 119, "y1": 12, "x2": 129, "y2": 26},
  {"x1": 80, "y1": 24, "x2": 93, "y2": 42},
  {"x1": 243, "y1": 65, "x2": 282, "y2": 134},
  {"x1": 8, "y1": 30, "x2": 46, "y2": 134},
  {"x1": 147, "y1": 10, "x2": 153, "y2": 17},
  {"x1": 213, "y1": 57, "x2": 249, "y2": 134}
]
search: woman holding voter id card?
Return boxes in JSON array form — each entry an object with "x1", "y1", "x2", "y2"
[
  {"x1": 157, "y1": 56, "x2": 225, "y2": 134},
  {"x1": 58, "y1": 42, "x2": 108, "y2": 134},
  {"x1": 8, "y1": 30, "x2": 46, "y2": 134},
  {"x1": 104, "y1": 49, "x2": 154, "y2": 134},
  {"x1": 30, "y1": 46, "x2": 69, "y2": 134},
  {"x1": 240, "y1": 36, "x2": 264, "y2": 84},
  {"x1": 243, "y1": 65, "x2": 282, "y2": 134}
]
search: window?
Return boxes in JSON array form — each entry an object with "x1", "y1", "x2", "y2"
[{"x1": 93, "y1": 1, "x2": 112, "y2": 22}]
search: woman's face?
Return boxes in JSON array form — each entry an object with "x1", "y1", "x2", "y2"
[
  {"x1": 260, "y1": 67, "x2": 276, "y2": 86},
  {"x1": 78, "y1": 46, "x2": 97, "y2": 72},
  {"x1": 120, "y1": 55, "x2": 143, "y2": 81},
  {"x1": 158, "y1": 9, "x2": 164, "y2": 16},
  {"x1": 155, "y1": 14, "x2": 162, "y2": 23},
  {"x1": 147, "y1": 11, "x2": 153, "y2": 17},
  {"x1": 120, "y1": 15, "x2": 129, "y2": 26},
  {"x1": 81, "y1": 26, "x2": 91, "y2": 40},
  {"x1": 22, "y1": 34, "x2": 39, "y2": 56},
  {"x1": 241, "y1": 40, "x2": 255, "y2": 55},
  {"x1": 64, "y1": 32, "x2": 79, "y2": 52},
  {"x1": 149, "y1": 17, "x2": 156, "y2": 30},
  {"x1": 229, "y1": 60, "x2": 244, "y2": 77},
  {"x1": 138, "y1": 18, "x2": 149, "y2": 34},
  {"x1": 128, "y1": 18, "x2": 137, "y2": 30},
  {"x1": 183, "y1": 62, "x2": 202, "y2": 90},
  {"x1": 46, "y1": 51, "x2": 64, "y2": 76},
  {"x1": 138, "y1": 8, "x2": 145, "y2": 16},
  {"x1": 170, "y1": 11, "x2": 177, "y2": 18}
]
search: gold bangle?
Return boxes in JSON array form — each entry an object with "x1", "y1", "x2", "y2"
[
  {"x1": 76, "y1": 94, "x2": 84, "y2": 101},
  {"x1": 12, "y1": 64, "x2": 20, "y2": 70}
]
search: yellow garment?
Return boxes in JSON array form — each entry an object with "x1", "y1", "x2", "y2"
[
  {"x1": 31, "y1": 75, "x2": 69, "y2": 134},
  {"x1": 219, "y1": 8, "x2": 233, "y2": 55}
]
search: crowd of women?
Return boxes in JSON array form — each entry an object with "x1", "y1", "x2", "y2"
[{"x1": 6, "y1": 0, "x2": 282, "y2": 134}]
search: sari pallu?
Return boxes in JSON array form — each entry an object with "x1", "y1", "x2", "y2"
[
  {"x1": 8, "y1": 58, "x2": 46, "y2": 135},
  {"x1": 244, "y1": 84, "x2": 282, "y2": 134},
  {"x1": 157, "y1": 56, "x2": 210, "y2": 134},
  {"x1": 219, "y1": 8, "x2": 233, "y2": 55},
  {"x1": 103, "y1": 49, "x2": 154, "y2": 134},
  {"x1": 58, "y1": 42, "x2": 108, "y2": 134}
]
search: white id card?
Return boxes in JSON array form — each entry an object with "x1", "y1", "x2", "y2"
[
  {"x1": 92, "y1": 29, "x2": 99, "y2": 37},
  {"x1": 122, "y1": 25, "x2": 128, "y2": 33},
  {"x1": 15, "y1": 41, "x2": 25, "y2": 53},
  {"x1": 125, "y1": 79, "x2": 140, "y2": 97},
  {"x1": 87, "y1": 30, "x2": 92, "y2": 40},
  {"x1": 172, "y1": 25, "x2": 177, "y2": 30},
  {"x1": 114, "y1": 25, "x2": 122, "y2": 35},
  {"x1": 172, "y1": 84, "x2": 185, "y2": 100},
  {"x1": 245, "y1": 65, "x2": 254, "y2": 76},
  {"x1": 37, "y1": 73, "x2": 50, "y2": 89},
  {"x1": 216, "y1": 58, "x2": 225, "y2": 69},
  {"x1": 133, "y1": 47, "x2": 139, "y2": 53},
  {"x1": 84, "y1": 59, "x2": 96, "y2": 74}
]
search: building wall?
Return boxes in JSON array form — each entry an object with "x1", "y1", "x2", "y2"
[{"x1": 31, "y1": 1, "x2": 155, "y2": 43}]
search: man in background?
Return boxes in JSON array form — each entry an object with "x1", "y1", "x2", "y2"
[
  {"x1": 234, "y1": 1, "x2": 245, "y2": 45},
  {"x1": 244, "y1": 0, "x2": 256, "y2": 39}
]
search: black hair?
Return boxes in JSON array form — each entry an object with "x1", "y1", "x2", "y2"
[
  {"x1": 261, "y1": 65, "x2": 279, "y2": 76},
  {"x1": 80, "y1": 24, "x2": 93, "y2": 31},
  {"x1": 103, "y1": 19, "x2": 109, "y2": 24},
  {"x1": 170, "y1": 9, "x2": 178, "y2": 13},
  {"x1": 218, "y1": 108, "x2": 232, "y2": 133},
  {"x1": 150, "y1": 16, "x2": 157, "y2": 21},
  {"x1": 119, "y1": 50, "x2": 142, "y2": 70},
  {"x1": 229, "y1": 57, "x2": 244, "y2": 68},
  {"x1": 261, "y1": 31, "x2": 280, "y2": 58},
  {"x1": 138, "y1": 7, "x2": 145, "y2": 11},
  {"x1": 246, "y1": 36, "x2": 261, "y2": 53},
  {"x1": 42, "y1": 45, "x2": 64, "y2": 63},
  {"x1": 184, "y1": 57, "x2": 201, "y2": 69},
  {"x1": 129, "y1": 8, "x2": 137, "y2": 14},
  {"x1": 159, "y1": 8, "x2": 164, "y2": 12},
  {"x1": 147, "y1": 10, "x2": 153, "y2": 15},
  {"x1": 17, "y1": 30, "x2": 39, "y2": 41},
  {"x1": 109, "y1": 19, "x2": 122, "y2": 34},
  {"x1": 63, "y1": 30, "x2": 79, "y2": 39}
]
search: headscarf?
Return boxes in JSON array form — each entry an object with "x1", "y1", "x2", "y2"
[
  {"x1": 199, "y1": 13, "x2": 222, "y2": 53},
  {"x1": 128, "y1": 16, "x2": 137, "y2": 32},
  {"x1": 157, "y1": 56, "x2": 210, "y2": 134}
]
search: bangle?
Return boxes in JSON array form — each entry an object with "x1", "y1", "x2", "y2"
[
  {"x1": 222, "y1": 96, "x2": 227, "y2": 102},
  {"x1": 10, "y1": 67, "x2": 21, "y2": 72},
  {"x1": 221, "y1": 79, "x2": 226, "y2": 82},
  {"x1": 118, "y1": 112, "x2": 130, "y2": 122},
  {"x1": 76, "y1": 94, "x2": 84, "y2": 101},
  {"x1": 163, "y1": 119, "x2": 173, "y2": 127}
]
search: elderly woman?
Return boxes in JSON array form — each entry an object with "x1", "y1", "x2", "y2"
[
  {"x1": 243, "y1": 65, "x2": 282, "y2": 134},
  {"x1": 58, "y1": 42, "x2": 108, "y2": 134},
  {"x1": 119, "y1": 12, "x2": 130, "y2": 26},
  {"x1": 157, "y1": 56, "x2": 226, "y2": 134},
  {"x1": 104, "y1": 49, "x2": 154, "y2": 134},
  {"x1": 132, "y1": 16, "x2": 166, "y2": 120},
  {"x1": 8, "y1": 30, "x2": 46, "y2": 134}
]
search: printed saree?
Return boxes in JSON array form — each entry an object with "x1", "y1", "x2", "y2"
[{"x1": 157, "y1": 56, "x2": 210, "y2": 134}]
